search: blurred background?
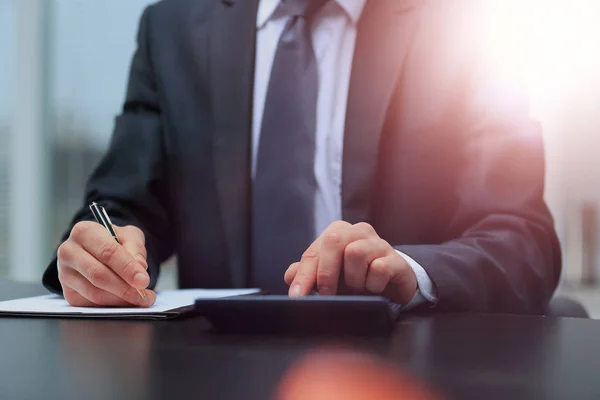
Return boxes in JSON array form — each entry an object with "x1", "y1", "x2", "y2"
[{"x1": 1, "y1": 0, "x2": 600, "y2": 315}]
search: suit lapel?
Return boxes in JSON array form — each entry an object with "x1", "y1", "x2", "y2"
[
  {"x1": 206, "y1": 0, "x2": 259, "y2": 287},
  {"x1": 342, "y1": 0, "x2": 421, "y2": 223}
]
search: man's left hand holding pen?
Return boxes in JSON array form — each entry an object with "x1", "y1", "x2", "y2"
[{"x1": 56, "y1": 214, "x2": 156, "y2": 308}]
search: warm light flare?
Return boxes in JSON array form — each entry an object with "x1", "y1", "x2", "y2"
[{"x1": 486, "y1": 1, "x2": 600, "y2": 104}]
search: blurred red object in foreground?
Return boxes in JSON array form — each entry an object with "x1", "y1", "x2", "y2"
[{"x1": 274, "y1": 349, "x2": 442, "y2": 400}]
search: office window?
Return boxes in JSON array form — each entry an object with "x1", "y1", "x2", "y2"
[
  {"x1": 50, "y1": 0, "x2": 177, "y2": 288},
  {"x1": 0, "y1": 0, "x2": 15, "y2": 277},
  {"x1": 0, "y1": 0, "x2": 155, "y2": 280},
  {"x1": 50, "y1": 0, "x2": 156, "y2": 246}
]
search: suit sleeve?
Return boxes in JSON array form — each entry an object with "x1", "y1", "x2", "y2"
[
  {"x1": 43, "y1": 5, "x2": 173, "y2": 294},
  {"x1": 397, "y1": 30, "x2": 561, "y2": 315}
]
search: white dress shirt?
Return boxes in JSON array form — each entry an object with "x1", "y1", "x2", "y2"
[{"x1": 252, "y1": 0, "x2": 437, "y2": 309}]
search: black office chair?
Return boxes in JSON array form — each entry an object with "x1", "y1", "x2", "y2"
[{"x1": 545, "y1": 295, "x2": 589, "y2": 318}]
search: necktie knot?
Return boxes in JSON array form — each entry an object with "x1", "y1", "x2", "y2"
[{"x1": 279, "y1": 0, "x2": 329, "y2": 18}]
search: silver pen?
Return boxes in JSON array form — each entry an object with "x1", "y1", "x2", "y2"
[{"x1": 89, "y1": 202, "x2": 147, "y2": 300}]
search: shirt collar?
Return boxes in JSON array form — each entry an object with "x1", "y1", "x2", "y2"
[
  {"x1": 336, "y1": 0, "x2": 366, "y2": 25},
  {"x1": 256, "y1": 0, "x2": 367, "y2": 29}
]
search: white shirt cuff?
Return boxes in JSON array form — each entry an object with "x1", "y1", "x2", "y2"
[{"x1": 392, "y1": 249, "x2": 438, "y2": 311}]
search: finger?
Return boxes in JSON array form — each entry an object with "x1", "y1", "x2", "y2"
[
  {"x1": 116, "y1": 225, "x2": 148, "y2": 270},
  {"x1": 63, "y1": 245, "x2": 150, "y2": 306},
  {"x1": 71, "y1": 221, "x2": 149, "y2": 289},
  {"x1": 315, "y1": 221, "x2": 353, "y2": 295},
  {"x1": 62, "y1": 287, "x2": 96, "y2": 307},
  {"x1": 284, "y1": 262, "x2": 300, "y2": 286},
  {"x1": 318, "y1": 220, "x2": 379, "y2": 295},
  {"x1": 352, "y1": 222, "x2": 379, "y2": 239},
  {"x1": 365, "y1": 256, "x2": 394, "y2": 295},
  {"x1": 289, "y1": 241, "x2": 320, "y2": 297},
  {"x1": 290, "y1": 221, "x2": 378, "y2": 297},
  {"x1": 383, "y1": 260, "x2": 418, "y2": 305},
  {"x1": 60, "y1": 266, "x2": 139, "y2": 307},
  {"x1": 62, "y1": 266, "x2": 157, "y2": 308},
  {"x1": 343, "y1": 238, "x2": 389, "y2": 292}
]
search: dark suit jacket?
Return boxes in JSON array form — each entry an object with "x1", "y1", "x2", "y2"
[{"x1": 43, "y1": 0, "x2": 561, "y2": 314}]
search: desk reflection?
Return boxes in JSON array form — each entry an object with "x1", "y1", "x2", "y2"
[
  {"x1": 391, "y1": 315, "x2": 562, "y2": 398},
  {"x1": 58, "y1": 320, "x2": 153, "y2": 399}
]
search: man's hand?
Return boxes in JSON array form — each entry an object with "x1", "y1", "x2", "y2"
[
  {"x1": 57, "y1": 221, "x2": 156, "y2": 307},
  {"x1": 284, "y1": 221, "x2": 417, "y2": 304}
]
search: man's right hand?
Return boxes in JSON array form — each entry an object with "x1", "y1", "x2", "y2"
[{"x1": 57, "y1": 221, "x2": 156, "y2": 307}]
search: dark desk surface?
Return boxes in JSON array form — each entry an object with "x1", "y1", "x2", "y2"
[{"x1": 1, "y1": 278, "x2": 600, "y2": 400}]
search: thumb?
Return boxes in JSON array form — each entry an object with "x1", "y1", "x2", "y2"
[{"x1": 115, "y1": 225, "x2": 148, "y2": 270}]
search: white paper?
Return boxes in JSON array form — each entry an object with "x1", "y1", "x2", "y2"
[{"x1": 0, "y1": 288, "x2": 260, "y2": 315}]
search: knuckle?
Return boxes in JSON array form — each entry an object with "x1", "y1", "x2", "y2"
[
  {"x1": 317, "y1": 270, "x2": 337, "y2": 284},
  {"x1": 293, "y1": 269, "x2": 311, "y2": 281},
  {"x1": 121, "y1": 286, "x2": 136, "y2": 302},
  {"x1": 98, "y1": 242, "x2": 119, "y2": 264},
  {"x1": 370, "y1": 259, "x2": 390, "y2": 276},
  {"x1": 322, "y1": 231, "x2": 343, "y2": 247},
  {"x1": 379, "y1": 238, "x2": 391, "y2": 249},
  {"x1": 345, "y1": 242, "x2": 365, "y2": 261},
  {"x1": 88, "y1": 266, "x2": 109, "y2": 287},
  {"x1": 329, "y1": 220, "x2": 350, "y2": 231},
  {"x1": 301, "y1": 249, "x2": 318, "y2": 260},
  {"x1": 125, "y1": 225, "x2": 145, "y2": 243},
  {"x1": 57, "y1": 242, "x2": 72, "y2": 262},
  {"x1": 134, "y1": 227, "x2": 145, "y2": 242},
  {"x1": 354, "y1": 222, "x2": 375, "y2": 233},
  {"x1": 120, "y1": 257, "x2": 139, "y2": 280},
  {"x1": 134, "y1": 242, "x2": 147, "y2": 257},
  {"x1": 293, "y1": 269, "x2": 314, "y2": 284},
  {"x1": 288, "y1": 261, "x2": 300, "y2": 269},
  {"x1": 71, "y1": 222, "x2": 92, "y2": 241}
]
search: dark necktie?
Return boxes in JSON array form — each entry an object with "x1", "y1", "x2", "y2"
[{"x1": 251, "y1": 0, "x2": 328, "y2": 293}]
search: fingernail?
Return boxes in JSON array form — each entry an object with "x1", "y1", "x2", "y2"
[
  {"x1": 135, "y1": 254, "x2": 148, "y2": 269},
  {"x1": 133, "y1": 272, "x2": 148, "y2": 287},
  {"x1": 290, "y1": 284, "x2": 303, "y2": 297}
]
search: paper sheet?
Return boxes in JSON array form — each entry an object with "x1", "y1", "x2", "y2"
[{"x1": 0, "y1": 288, "x2": 261, "y2": 317}]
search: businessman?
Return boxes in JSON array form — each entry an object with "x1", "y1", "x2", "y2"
[{"x1": 43, "y1": 0, "x2": 561, "y2": 313}]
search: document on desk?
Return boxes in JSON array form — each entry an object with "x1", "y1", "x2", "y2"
[{"x1": 0, "y1": 289, "x2": 261, "y2": 320}]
